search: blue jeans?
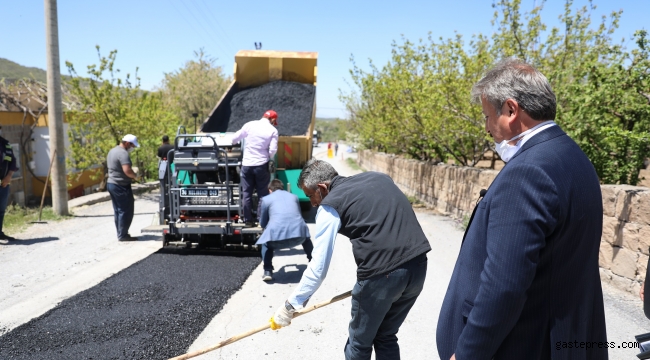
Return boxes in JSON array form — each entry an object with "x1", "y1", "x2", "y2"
[
  {"x1": 0, "y1": 184, "x2": 10, "y2": 235},
  {"x1": 344, "y1": 253, "x2": 428, "y2": 360},
  {"x1": 241, "y1": 164, "x2": 270, "y2": 222},
  {"x1": 107, "y1": 183, "x2": 134, "y2": 240},
  {"x1": 261, "y1": 237, "x2": 313, "y2": 271}
]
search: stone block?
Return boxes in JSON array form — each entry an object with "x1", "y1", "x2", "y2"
[
  {"x1": 600, "y1": 185, "x2": 618, "y2": 218},
  {"x1": 620, "y1": 222, "x2": 642, "y2": 251},
  {"x1": 598, "y1": 241, "x2": 613, "y2": 269},
  {"x1": 638, "y1": 253, "x2": 649, "y2": 281},
  {"x1": 601, "y1": 216, "x2": 621, "y2": 246},
  {"x1": 611, "y1": 246, "x2": 639, "y2": 279},
  {"x1": 638, "y1": 226, "x2": 650, "y2": 256},
  {"x1": 630, "y1": 190, "x2": 650, "y2": 225},
  {"x1": 631, "y1": 281, "x2": 643, "y2": 297},
  {"x1": 599, "y1": 268, "x2": 613, "y2": 283},
  {"x1": 610, "y1": 272, "x2": 635, "y2": 293},
  {"x1": 614, "y1": 189, "x2": 633, "y2": 222}
]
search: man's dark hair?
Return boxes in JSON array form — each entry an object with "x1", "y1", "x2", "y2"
[
  {"x1": 162, "y1": 135, "x2": 169, "y2": 143},
  {"x1": 269, "y1": 179, "x2": 284, "y2": 191}
]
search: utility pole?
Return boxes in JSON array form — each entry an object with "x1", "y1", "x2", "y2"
[{"x1": 44, "y1": 0, "x2": 69, "y2": 215}]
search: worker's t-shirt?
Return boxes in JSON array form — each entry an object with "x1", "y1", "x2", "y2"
[
  {"x1": 157, "y1": 144, "x2": 174, "y2": 159},
  {"x1": 107, "y1": 146, "x2": 132, "y2": 186}
]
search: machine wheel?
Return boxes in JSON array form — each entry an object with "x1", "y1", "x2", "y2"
[{"x1": 162, "y1": 233, "x2": 173, "y2": 247}]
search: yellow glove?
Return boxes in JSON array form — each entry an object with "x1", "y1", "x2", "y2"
[
  {"x1": 271, "y1": 301, "x2": 295, "y2": 330},
  {"x1": 269, "y1": 317, "x2": 281, "y2": 330}
]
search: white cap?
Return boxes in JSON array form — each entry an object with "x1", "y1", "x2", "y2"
[{"x1": 122, "y1": 134, "x2": 139, "y2": 147}]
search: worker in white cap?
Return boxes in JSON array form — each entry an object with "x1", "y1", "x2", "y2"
[{"x1": 106, "y1": 134, "x2": 140, "y2": 241}]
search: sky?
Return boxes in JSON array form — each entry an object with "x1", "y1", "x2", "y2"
[{"x1": 1, "y1": 0, "x2": 649, "y2": 119}]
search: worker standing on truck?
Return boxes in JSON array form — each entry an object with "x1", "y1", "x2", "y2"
[
  {"x1": 272, "y1": 159, "x2": 431, "y2": 360},
  {"x1": 106, "y1": 134, "x2": 140, "y2": 242},
  {"x1": 257, "y1": 179, "x2": 313, "y2": 282},
  {"x1": 231, "y1": 110, "x2": 279, "y2": 227}
]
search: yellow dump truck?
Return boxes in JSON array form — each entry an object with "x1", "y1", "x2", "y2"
[{"x1": 201, "y1": 50, "x2": 318, "y2": 204}]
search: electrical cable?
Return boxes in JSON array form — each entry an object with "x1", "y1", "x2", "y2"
[{"x1": 177, "y1": 0, "x2": 229, "y2": 57}]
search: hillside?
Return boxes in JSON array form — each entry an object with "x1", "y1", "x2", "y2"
[{"x1": 0, "y1": 58, "x2": 48, "y2": 82}]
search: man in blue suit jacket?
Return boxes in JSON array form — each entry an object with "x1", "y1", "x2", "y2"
[
  {"x1": 436, "y1": 58, "x2": 607, "y2": 359},
  {"x1": 257, "y1": 179, "x2": 313, "y2": 281}
]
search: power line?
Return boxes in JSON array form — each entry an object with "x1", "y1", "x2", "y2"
[
  {"x1": 185, "y1": 0, "x2": 235, "y2": 56},
  {"x1": 178, "y1": 0, "x2": 229, "y2": 57},
  {"x1": 197, "y1": 0, "x2": 238, "y2": 51},
  {"x1": 166, "y1": 0, "x2": 213, "y2": 53}
]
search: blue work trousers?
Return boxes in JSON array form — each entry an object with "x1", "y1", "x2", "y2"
[
  {"x1": 261, "y1": 237, "x2": 313, "y2": 271},
  {"x1": 240, "y1": 164, "x2": 270, "y2": 222},
  {"x1": 107, "y1": 183, "x2": 134, "y2": 240},
  {"x1": 344, "y1": 253, "x2": 428, "y2": 360},
  {"x1": 0, "y1": 184, "x2": 10, "y2": 235}
]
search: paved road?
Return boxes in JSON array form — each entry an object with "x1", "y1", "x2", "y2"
[
  {"x1": 187, "y1": 145, "x2": 650, "y2": 360},
  {"x1": 0, "y1": 192, "x2": 161, "y2": 336},
  {"x1": 0, "y1": 144, "x2": 647, "y2": 359}
]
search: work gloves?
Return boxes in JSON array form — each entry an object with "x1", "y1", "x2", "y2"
[{"x1": 271, "y1": 301, "x2": 295, "y2": 330}]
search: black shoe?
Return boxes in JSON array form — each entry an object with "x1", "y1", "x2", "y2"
[
  {"x1": 245, "y1": 221, "x2": 256, "y2": 228},
  {"x1": 262, "y1": 270, "x2": 273, "y2": 281},
  {"x1": 118, "y1": 236, "x2": 138, "y2": 242},
  {"x1": 0, "y1": 234, "x2": 16, "y2": 241}
]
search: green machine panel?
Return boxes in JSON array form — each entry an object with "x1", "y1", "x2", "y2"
[{"x1": 276, "y1": 169, "x2": 308, "y2": 202}]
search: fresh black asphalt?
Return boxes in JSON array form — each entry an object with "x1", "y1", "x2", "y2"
[
  {"x1": 0, "y1": 249, "x2": 261, "y2": 359},
  {"x1": 226, "y1": 80, "x2": 316, "y2": 136}
]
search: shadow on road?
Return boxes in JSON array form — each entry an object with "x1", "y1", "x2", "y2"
[
  {"x1": 3, "y1": 236, "x2": 59, "y2": 245},
  {"x1": 72, "y1": 212, "x2": 155, "y2": 218},
  {"x1": 266, "y1": 264, "x2": 307, "y2": 284},
  {"x1": 136, "y1": 234, "x2": 161, "y2": 242}
]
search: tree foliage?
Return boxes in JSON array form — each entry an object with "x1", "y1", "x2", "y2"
[
  {"x1": 65, "y1": 47, "x2": 177, "y2": 184},
  {"x1": 342, "y1": 0, "x2": 650, "y2": 184},
  {"x1": 158, "y1": 49, "x2": 231, "y2": 132},
  {"x1": 315, "y1": 118, "x2": 353, "y2": 142}
]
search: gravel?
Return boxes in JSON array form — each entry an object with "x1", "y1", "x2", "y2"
[
  {"x1": 0, "y1": 249, "x2": 261, "y2": 360},
  {"x1": 207, "y1": 80, "x2": 315, "y2": 136}
]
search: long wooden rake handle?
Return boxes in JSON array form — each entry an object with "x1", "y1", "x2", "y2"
[{"x1": 169, "y1": 290, "x2": 352, "y2": 360}]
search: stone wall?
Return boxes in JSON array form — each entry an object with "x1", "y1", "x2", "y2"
[{"x1": 358, "y1": 150, "x2": 648, "y2": 295}]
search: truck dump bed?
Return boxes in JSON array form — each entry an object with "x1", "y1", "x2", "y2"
[{"x1": 201, "y1": 50, "x2": 317, "y2": 171}]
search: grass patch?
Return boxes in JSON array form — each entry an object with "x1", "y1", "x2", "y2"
[
  {"x1": 460, "y1": 214, "x2": 471, "y2": 230},
  {"x1": 3, "y1": 204, "x2": 72, "y2": 235},
  {"x1": 405, "y1": 194, "x2": 425, "y2": 208},
  {"x1": 346, "y1": 158, "x2": 365, "y2": 172}
]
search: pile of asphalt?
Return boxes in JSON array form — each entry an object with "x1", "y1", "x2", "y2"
[
  {"x1": 226, "y1": 80, "x2": 315, "y2": 136},
  {"x1": 0, "y1": 249, "x2": 261, "y2": 359}
]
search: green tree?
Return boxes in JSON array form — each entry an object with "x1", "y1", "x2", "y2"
[
  {"x1": 315, "y1": 118, "x2": 353, "y2": 142},
  {"x1": 342, "y1": 34, "x2": 492, "y2": 165},
  {"x1": 158, "y1": 49, "x2": 231, "y2": 132},
  {"x1": 342, "y1": 0, "x2": 650, "y2": 184},
  {"x1": 65, "y1": 46, "x2": 177, "y2": 186}
]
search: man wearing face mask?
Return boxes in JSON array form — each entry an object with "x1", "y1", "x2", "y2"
[
  {"x1": 106, "y1": 134, "x2": 140, "y2": 242},
  {"x1": 271, "y1": 159, "x2": 431, "y2": 360},
  {"x1": 436, "y1": 58, "x2": 607, "y2": 360}
]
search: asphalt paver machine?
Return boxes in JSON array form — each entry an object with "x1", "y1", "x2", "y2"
[{"x1": 153, "y1": 130, "x2": 264, "y2": 249}]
